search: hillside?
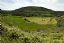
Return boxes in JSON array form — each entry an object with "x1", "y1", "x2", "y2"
[
  {"x1": 14, "y1": 6, "x2": 53, "y2": 12},
  {"x1": 12, "y1": 6, "x2": 54, "y2": 17},
  {"x1": 0, "y1": 22, "x2": 64, "y2": 43},
  {"x1": 0, "y1": 6, "x2": 64, "y2": 17},
  {"x1": 0, "y1": 6, "x2": 54, "y2": 17},
  {"x1": 0, "y1": 16, "x2": 64, "y2": 43}
]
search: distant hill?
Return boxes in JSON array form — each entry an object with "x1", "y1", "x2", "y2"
[
  {"x1": 14, "y1": 6, "x2": 53, "y2": 11},
  {"x1": 0, "y1": 6, "x2": 64, "y2": 17},
  {"x1": 12, "y1": 6, "x2": 54, "y2": 17}
]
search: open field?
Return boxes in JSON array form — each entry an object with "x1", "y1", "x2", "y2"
[
  {"x1": 0, "y1": 16, "x2": 57, "y2": 31},
  {"x1": 0, "y1": 16, "x2": 64, "y2": 43},
  {"x1": 26, "y1": 17, "x2": 57, "y2": 25}
]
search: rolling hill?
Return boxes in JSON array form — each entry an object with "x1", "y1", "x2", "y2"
[
  {"x1": 0, "y1": 6, "x2": 64, "y2": 17},
  {"x1": 0, "y1": 6, "x2": 54, "y2": 16},
  {"x1": 12, "y1": 6, "x2": 54, "y2": 17}
]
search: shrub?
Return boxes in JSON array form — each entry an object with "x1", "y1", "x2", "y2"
[
  {"x1": 24, "y1": 18, "x2": 30, "y2": 22},
  {"x1": 8, "y1": 32, "x2": 20, "y2": 40},
  {"x1": 31, "y1": 36, "x2": 41, "y2": 43},
  {"x1": 0, "y1": 24, "x2": 7, "y2": 35},
  {"x1": 23, "y1": 37, "x2": 30, "y2": 43}
]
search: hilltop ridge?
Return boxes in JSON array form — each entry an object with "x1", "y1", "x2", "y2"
[{"x1": 0, "y1": 6, "x2": 64, "y2": 16}]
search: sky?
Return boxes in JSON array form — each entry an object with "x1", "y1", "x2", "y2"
[{"x1": 0, "y1": 0, "x2": 64, "y2": 11}]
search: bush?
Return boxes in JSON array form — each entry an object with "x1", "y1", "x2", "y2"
[
  {"x1": 24, "y1": 18, "x2": 30, "y2": 22},
  {"x1": 0, "y1": 24, "x2": 7, "y2": 35},
  {"x1": 8, "y1": 31, "x2": 20, "y2": 40},
  {"x1": 23, "y1": 37, "x2": 30, "y2": 43},
  {"x1": 31, "y1": 36, "x2": 41, "y2": 43}
]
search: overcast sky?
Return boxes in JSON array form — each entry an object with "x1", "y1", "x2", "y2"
[{"x1": 0, "y1": 0, "x2": 64, "y2": 11}]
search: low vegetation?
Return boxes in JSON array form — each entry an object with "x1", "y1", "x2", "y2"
[
  {"x1": 0, "y1": 6, "x2": 64, "y2": 43},
  {"x1": 0, "y1": 16, "x2": 57, "y2": 31},
  {"x1": 0, "y1": 24, "x2": 64, "y2": 43},
  {"x1": 26, "y1": 17, "x2": 57, "y2": 25}
]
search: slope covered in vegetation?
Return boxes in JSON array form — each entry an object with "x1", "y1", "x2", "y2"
[
  {"x1": 0, "y1": 6, "x2": 54, "y2": 17},
  {"x1": 0, "y1": 21, "x2": 64, "y2": 43},
  {"x1": 0, "y1": 6, "x2": 64, "y2": 17},
  {"x1": 0, "y1": 6, "x2": 64, "y2": 43},
  {"x1": 0, "y1": 16, "x2": 57, "y2": 31}
]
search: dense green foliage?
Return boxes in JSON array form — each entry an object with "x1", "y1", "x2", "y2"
[
  {"x1": 0, "y1": 6, "x2": 54, "y2": 17},
  {"x1": 0, "y1": 6, "x2": 64, "y2": 17},
  {"x1": 12, "y1": 6, "x2": 54, "y2": 17}
]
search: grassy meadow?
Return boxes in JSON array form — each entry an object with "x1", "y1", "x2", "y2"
[
  {"x1": 0, "y1": 15, "x2": 64, "y2": 43},
  {"x1": 26, "y1": 17, "x2": 57, "y2": 25},
  {"x1": 0, "y1": 16, "x2": 57, "y2": 31}
]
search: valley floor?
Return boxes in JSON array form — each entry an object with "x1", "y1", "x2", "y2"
[{"x1": 0, "y1": 16, "x2": 64, "y2": 43}]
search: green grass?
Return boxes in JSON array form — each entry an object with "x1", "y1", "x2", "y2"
[
  {"x1": 0, "y1": 16, "x2": 57, "y2": 31},
  {"x1": 0, "y1": 15, "x2": 64, "y2": 43},
  {"x1": 26, "y1": 17, "x2": 57, "y2": 25}
]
